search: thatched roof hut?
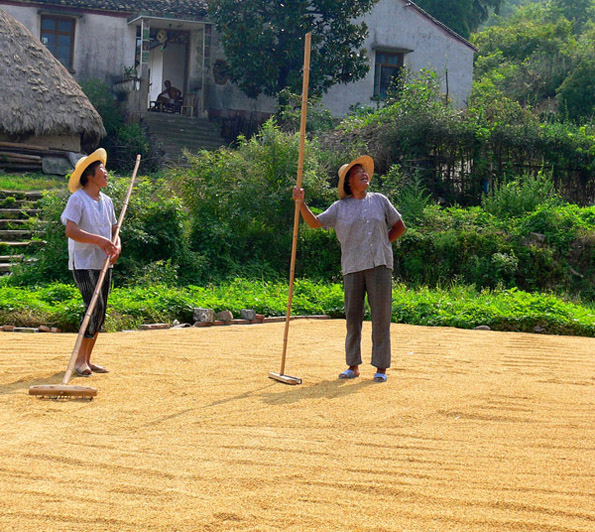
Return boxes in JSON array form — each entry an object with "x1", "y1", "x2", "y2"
[{"x1": 0, "y1": 8, "x2": 105, "y2": 152}]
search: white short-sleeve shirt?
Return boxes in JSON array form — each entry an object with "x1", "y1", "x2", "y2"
[{"x1": 60, "y1": 189, "x2": 117, "y2": 270}]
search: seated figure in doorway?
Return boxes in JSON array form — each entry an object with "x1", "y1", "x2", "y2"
[{"x1": 155, "y1": 80, "x2": 181, "y2": 111}]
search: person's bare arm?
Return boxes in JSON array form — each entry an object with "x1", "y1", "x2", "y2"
[
  {"x1": 292, "y1": 187, "x2": 322, "y2": 229},
  {"x1": 110, "y1": 224, "x2": 121, "y2": 264},
  {"x1": 65, "y1": 219, "x2": 118, "y2": 257},
  {"x1": 389, "y1": 219, "x2": 406, "y2": 242}
]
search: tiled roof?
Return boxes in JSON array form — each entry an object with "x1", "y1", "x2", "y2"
[
  {"x1": 405, "y1": 1, "x2": 476, "y2": 51},
  {"x1": 16, "y1": 0, "x2": 209, "y2": 20}
]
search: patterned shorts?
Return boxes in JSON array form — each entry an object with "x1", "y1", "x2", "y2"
[{"x1": 72, "y1": 269, "x2": 112, "y2": 338}]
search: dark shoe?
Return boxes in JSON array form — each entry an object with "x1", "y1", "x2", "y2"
[{"x1": 89, "y1": 364, "x2": 109, "y2": 374}]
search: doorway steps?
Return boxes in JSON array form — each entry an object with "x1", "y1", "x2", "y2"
[
  {"x1": 0, "y1": 190, "x2": 42, "y2": 275},
  {"x1": 142, "y1": 112, "x2": 227, "y2": 165}
]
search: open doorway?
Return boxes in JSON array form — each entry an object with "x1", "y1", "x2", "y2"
[{"x1": 139, "y1": 28, "x2": 189, "y2": 108}]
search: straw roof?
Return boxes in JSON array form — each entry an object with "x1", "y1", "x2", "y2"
[{"x1": 0, "y1": 8, "x2": 105, "y2": 146}]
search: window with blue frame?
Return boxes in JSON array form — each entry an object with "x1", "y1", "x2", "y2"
[
  {"x1": 373, "y1": 51, "x2": 404, "y2": 99},
  {"x1": 40, "y1": 16, "x2": 75, "y2": 70}
]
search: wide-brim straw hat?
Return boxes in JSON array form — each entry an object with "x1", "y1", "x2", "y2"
[
  {"x1": 337, "y1": 155, "x2": 374, "y2": 199},
  {"x1": 68, "y1": 148, "x2": 107, "y2": 193}
]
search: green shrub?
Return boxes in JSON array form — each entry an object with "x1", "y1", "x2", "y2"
[
  {"x1": 109, "y1": 123, "x2": 155, "y2": 173},
  {"x1": 8, "y1": 176, "x2": 202, "y2": 287},
  {"x1": 79, "y1": 79, "x2": 124, "y2": 137},
  {"x1": 394, "y1": 200, "x2": 595, "y2": 299},
  {"x1": 80, "y1": 78, "x2": 160, "y2": 173},
  {"x1": 393, "y1": 173, "x2": 433, "y2": 224},
  {"x1": 482, "y1": 172, "x2": 561, "y2": 217},
  {"x1": 180, "y1": 120, "x2": 333, "y2": 281},
  {"x1": 296, "y1": 227, "x2": 342, "y2": 282}
]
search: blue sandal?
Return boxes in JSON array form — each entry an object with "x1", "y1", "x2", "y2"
[
  {"x1": 338, "y1": 369, "x2": 359, "y2": 379},
  {"x1": 373, "y1": 372, "x2": 387, "y2": 382}
]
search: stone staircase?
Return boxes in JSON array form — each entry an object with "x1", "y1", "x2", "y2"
[
  {"x1": 142, "y1": 112, "x2": 227, "y2": 165},
  {"x1": 0, "y1": 190, "x2": 42, "y2": 275}
]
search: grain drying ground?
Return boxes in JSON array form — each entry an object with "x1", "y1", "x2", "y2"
[{"x1": 0, "y1": 320, "x2": 594, "y2": 531}]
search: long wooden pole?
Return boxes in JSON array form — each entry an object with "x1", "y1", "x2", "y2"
[
  {"x1": 62, "y1": 155, "x2": 141, "y2": 384},
  {"x1": 279, "y1": 33, "x2": 311, "y2": 377}
]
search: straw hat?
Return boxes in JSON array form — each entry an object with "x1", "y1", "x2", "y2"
[
  {"x1": 337, "y1": 155, "x2": 374, "y2": 199},
  {"x1": 67, "y1": 148, "x2": 107, "y2": 193}
]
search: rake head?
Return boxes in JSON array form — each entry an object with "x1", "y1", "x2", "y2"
[
  {"x1": 29, "y1": 384, "x2": 97, "y2": 400},
  {"x1": 268, "y1": 372, "x2": 302, "y2": 385}
]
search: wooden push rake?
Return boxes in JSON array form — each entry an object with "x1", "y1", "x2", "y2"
[
  {"x1": 29, "y1": 154, "x2": 141, "y2": 399},
  {"x1": 269, "y1": 33, "x2": 312, "y2": 386}
]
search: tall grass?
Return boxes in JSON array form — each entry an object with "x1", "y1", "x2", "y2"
[
  {"x1": 0, "y1": 278, "x2": 592, "y2": 337},
  {"x1": 0, "y1": 173, "x2": 66, "y2": 191}
]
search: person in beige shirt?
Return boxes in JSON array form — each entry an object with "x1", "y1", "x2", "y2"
[{"x1": 293, "y1": 155, "x2": 406, "y2": 382}]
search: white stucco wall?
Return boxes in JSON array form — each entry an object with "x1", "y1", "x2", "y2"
[
  {"x1": 1, "y1": 5, "x2": 136, "y2": 82},
  {"x1": 187, "y1": 27, "x2": 204, "y2": 93},
  {"x1": 162, "y1": 43, "x2": 185, "y2": 93},
  {"x1": 205, "y1": 29, "x2": 277, "y2": 116},
  {"x1": 148, "y1": 48, "x2": 164, "y2": 103},
  {"x1": 0, "y1": 4, "x2": 36, "y2": 31},
  {"x1": 322, "y1": 0, "x2": 475, "y2": 115},
  {"x1": 73, "y1": 13, "x2": 136, "y2": 81}
]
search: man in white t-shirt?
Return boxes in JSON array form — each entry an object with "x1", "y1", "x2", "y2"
[{"x1": 60, "y1": 148, "x2": 120, "y2": 377}]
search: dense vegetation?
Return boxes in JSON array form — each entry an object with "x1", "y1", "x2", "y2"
[
  {"x1": 2, "y1": 111, "x2": 593, "y2": 335},
  {"x1": 327, "y1": 70, "x2": 595, "y2": 206},
  {"x1": 473, "y1": 0, "x2": 595, "y2": 121},
  {"x1": 8, "y1": 111, "x2": 593, "y2": 300},
  {"x1": 79, "y1": 79, "x2": 161, "y2": 173},
  {"x1": 417, "y1": 0, "x2": 503, "y2": 38}
]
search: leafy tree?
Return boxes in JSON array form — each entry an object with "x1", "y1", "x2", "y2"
[
  {"x1": 548, "y1": 0, "x2": 595, "y2": 31},
  {"x1": 415, "y1": 0, "x2": 503, "y2": 38},
  {"x1": 472, "y1": 3, "x2": 574, "y2": 107},
  {"x1": 556, "y1": 55, "x2": 595, "y2": 121},
  {"x1": 473, "y1": 1, "x2": 595, "y2": 120},
  {"x1": 209, "y1": 0, "x2": 378, "y2": 100}
]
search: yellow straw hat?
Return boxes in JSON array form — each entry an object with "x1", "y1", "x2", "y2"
[
  {"x1": 336, "y1": 155, "x2": 374, "y2": 199},
  {"x1": 67, "y1": 148, "x2": 107, "y2": 193}
]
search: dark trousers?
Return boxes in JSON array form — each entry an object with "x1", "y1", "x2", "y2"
[
  {"x1": 343, "y1": 266, "x2": 393, "y2": 369},
  {"x1": 73, "y1": 269, "x2": 112, "y2": 338}
]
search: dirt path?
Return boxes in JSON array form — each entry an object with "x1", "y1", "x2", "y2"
[{"x1": 0, "y1": 321, "x2": 594, "y2": 531}]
